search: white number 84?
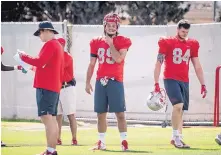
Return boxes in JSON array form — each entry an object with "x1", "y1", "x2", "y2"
[{"x1": 173, "y1": 48, "x2": 190, "y2": 65}]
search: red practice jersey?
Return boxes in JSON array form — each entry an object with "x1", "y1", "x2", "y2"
[
  {"x1": 63, "y1": 52, "x2": 74, "y2": 82},
  {"x1": 90, "y1": 35, "x2": 132, "y2": 82},
  {"x1": 158, "y1": 36, "x2": 199, "y2": 82}
]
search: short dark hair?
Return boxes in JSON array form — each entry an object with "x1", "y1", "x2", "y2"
[{"x1": 177, "y1": 19, "x2": 191, "y2": 29}]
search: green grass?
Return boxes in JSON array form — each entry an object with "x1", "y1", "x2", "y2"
[
  {"x1": 1, "y1": 122, "x2": 221, "y2": 155},
  {"x1": 1, "y1": 118, "x2": 41, "y2": 123}
]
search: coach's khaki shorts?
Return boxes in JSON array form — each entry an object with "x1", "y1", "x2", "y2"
[{"x1": 57, "y1": 86, "x2": 76, "y2": 115}]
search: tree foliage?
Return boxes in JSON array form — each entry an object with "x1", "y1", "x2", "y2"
[{"x1": 1, "y1": 1, "x2": 191, "y2": 25}]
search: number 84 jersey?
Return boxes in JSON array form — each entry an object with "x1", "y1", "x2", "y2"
[
  {"x1": 158, "y1": 36, "x2": 199, "y2": 82},
  {"x1": 90, "y1": 36, "x2": 132, "y2": 82}
]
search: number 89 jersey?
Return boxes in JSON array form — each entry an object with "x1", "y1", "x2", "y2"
[
  {"x1": 158, "y1": 36, "x2": 199, "y2": 82},
  {"x1": 90, "y1": 36, "x2": 132, "y2": 82}
]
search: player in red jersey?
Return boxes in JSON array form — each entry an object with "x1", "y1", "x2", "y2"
[
  {"x1": 153, "y1": 20, "x2": 207, "y2": 148},
  {"x1": 85, "y1": 13, "x2": 132, "y2": 151},
  {"x1": 56, "y1": 38, "x2": 78, "y2": 146}
]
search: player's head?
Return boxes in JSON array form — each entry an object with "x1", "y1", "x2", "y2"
[
  {"x1": 33, "y1": 21, "x2": 59, "y2": 42},
  {"x1": 177, "y1": 19, "x2": 191, "y2": 40},
  {"x1": 57, "y1": 38, "x2": 66, "y2": 49},
  {"x1": 103, "y1": 13, "x2": 120, "y2": 37}
]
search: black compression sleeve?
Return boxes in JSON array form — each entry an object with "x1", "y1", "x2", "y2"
[{"x1": 1, "y1": 62, "x2": 15, "y2": 71}]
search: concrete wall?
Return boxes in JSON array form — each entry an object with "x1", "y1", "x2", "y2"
[{"x1": 1, "y1": 23, "x2": 221, "y2": 121}]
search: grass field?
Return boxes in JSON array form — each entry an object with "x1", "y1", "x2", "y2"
[{"x1": 1, "y1": 121, "x2": 221, "y2": 155}]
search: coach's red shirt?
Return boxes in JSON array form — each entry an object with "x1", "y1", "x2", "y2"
[
  {"x1": 21, "y1": 39, "x2": 64, "y2": 93},
  {"x1": 63, "y1": 52, "x2": 74, "y2": 82}
]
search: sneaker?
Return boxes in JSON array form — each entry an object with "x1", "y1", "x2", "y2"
[
  {"x1": 179, "y1": 135, "x2": 190, "y2": 148},
  {"x1": 36, "y1": 150, "x2": 58, "y2": 155},
  {"x1": 215, "y1": 134, "x2": 221, "y2": 145},
  {"x1": 1, "y1": 141, "x2": 6, "y2": 147},
  {"x1": 171, "y1": 136, "x2": 184, "y2": 148},
  {"x1": 180, "y1": 140, "x2": 190, "y2": 148},
  {"x1": 90, "y1": 140, "x2": 106, "y2": 150},
  {"x1": 72, "y1": 139, "x2": 78, "y2": 145},
  {"x1": 121, "y1": 140, "x2": 129, "y2": 151},
  {"x1": 57, "y1": 139, "x2": 62, "y2": 145}
]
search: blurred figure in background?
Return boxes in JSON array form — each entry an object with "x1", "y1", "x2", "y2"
[{"x1": 56, "y1": 38, "x2": 77, "y2": 146}]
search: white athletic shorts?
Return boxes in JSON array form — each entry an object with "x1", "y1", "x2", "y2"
[{"x1": 57, "y1": 86, "x2": 76, "y2": 115}]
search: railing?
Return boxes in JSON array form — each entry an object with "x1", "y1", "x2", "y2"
[{"x1": 214, "y1": 65, "x2": 221, "y2": 127}]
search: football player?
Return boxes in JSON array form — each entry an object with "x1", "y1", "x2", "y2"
[
  {"x1": 85, "y1": 13, "x2": 132, "y2": 151},
  {"x1": 153, "y1": 19, "x2": 207, "y2": 148}
]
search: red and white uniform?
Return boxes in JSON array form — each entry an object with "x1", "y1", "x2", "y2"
[
  {"x1": 63, "y1": 52, "x2": 74, "y2": 82},
  {"x1": 90, "y1": 35, "x2": 132, "y2": 82},
  {"x1": 158, "y1": 36, "x2": 199, "y2": 82}
]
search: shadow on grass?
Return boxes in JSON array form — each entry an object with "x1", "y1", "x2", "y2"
[
  {"x1": 103, "y1": 149, "x2": 152, "y2": 153},
  {"x1": 184, "y1": 148, "x2": 221, "y2": 151},
  {"x1": 1, "y1": 144, "x2": 87, "y2": 147},
  {"x1": 159, "y1": 147, "x2": 221, "y2": 151}
]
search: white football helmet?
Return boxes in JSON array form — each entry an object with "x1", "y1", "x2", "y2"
[{"x1": 146, "y1": 89, "x2": 167, "y2": 111}]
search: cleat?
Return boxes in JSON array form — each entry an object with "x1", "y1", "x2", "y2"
[
  {"x1": 121, "y1": 140, "x2": 129, "y2": 151},
  {"x1": 72, "y1": 139, "x2": 78, "y2": 146},
  {"x1": 57, "y1": 139, "x2": 62, "y2": 145},
  {"x1": 90, "y1": 140, "x2": 106, "y2": 150},
  {"x1": 171, "y1": 136, "x2": 184, "y2": 148},
  {"x1": 36, "y1": 150, "x2": 58, "y2": 155}
]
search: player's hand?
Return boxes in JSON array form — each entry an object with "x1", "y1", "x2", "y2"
[
  {"x1": 154, "y1": 83, "x2": 160, "y2": 93},
  {"x1": 17, "y1": 65, "x2": 22, "y2": 70},
  {"x1": 85, "y1": 83, "x2": 93, "y2": 95},
  {"x1": 105, "y1": 36, "x2": 113, "y2": 46},
  {"x1": 17, "y1": 49, "x2": 25, "y2": 59},
  {"x1": 15, "y1": 65, "x2": 27, "y2": 74},
  {"x1": 201, "y1": 85, "x2": 207, "y2": 98},
  {"x1": 17, "y1": 51, "x2": 23, "y2": 59}
]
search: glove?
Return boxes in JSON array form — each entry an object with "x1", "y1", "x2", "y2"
[
  {"x1": 154, "y1": 83, "x2": 160, "y2": 93},
  {"x1": 201, "y1": 85, "x2": 207, "y2": 98},
  {"x1": 17, "y1": 65, "x2": 22, "y2": 70},
  {"x1": 15, "y1": 65, "x2": 27, "y2": 73}
]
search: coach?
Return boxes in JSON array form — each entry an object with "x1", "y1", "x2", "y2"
[{"x1": 18, "y1": 21, "x2": 64, "y2": 155}]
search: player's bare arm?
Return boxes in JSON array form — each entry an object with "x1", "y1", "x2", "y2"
[
  {"x1": 106, "y1": 36, "x2": 127, "y2": 63},
  {"x1": 154, "y1": 53, "x2": 165, "y2": 84},
  {"x1": 110, "y1": 46, "x2": 127, "y2": 63},
  {"x1": 191, "y1": 57, "x2": 205, "y2": 85},
  {"x1": 85, "y1": 57, "x2": 97, "y2": 94}
]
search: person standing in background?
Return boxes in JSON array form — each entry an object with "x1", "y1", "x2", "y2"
[{"x1": 56, "y1": 38, "x2": 78, "y2": 146}]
